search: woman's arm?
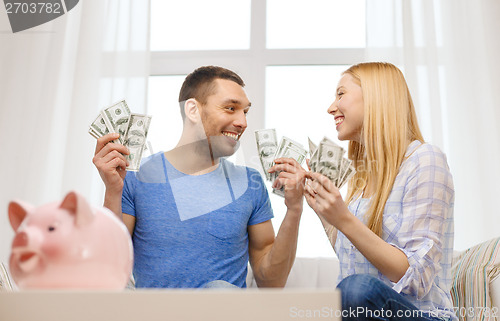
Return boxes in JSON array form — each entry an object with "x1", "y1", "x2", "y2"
[
  {"x1": 317, "y1": 213, "x2": 338, "y2": 249},
  {"x1": 305, "y1": 144, "x2": 454, "y2": 297},
  {"x1": 305, "y1": 173, "x2": 409, "y2": 282}
]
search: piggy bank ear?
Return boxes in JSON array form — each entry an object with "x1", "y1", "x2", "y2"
[
  {"x1": 8, "y1": 200, "x2": 33, "y2": 231},
  {"x1": 60, "y1": 191, "x2": 95, "y2": 226}
]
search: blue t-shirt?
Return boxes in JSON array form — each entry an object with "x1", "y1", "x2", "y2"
[{"x1": 122, "y1": 152, "x2": 274, "y2": 288}]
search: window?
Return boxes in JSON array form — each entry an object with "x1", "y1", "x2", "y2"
[
  {"x1": 148, "y1": 0, "x2": 366, "y2": 257},
  {"x1": 150, "y1": 0, "x2": 251, "y2": 51},
  {"x1": 147, "y1": 76, "x2": 185, "y2": 153},
  {"x1": 266, "y1": 0, "x2": 365, "y2": 49}
]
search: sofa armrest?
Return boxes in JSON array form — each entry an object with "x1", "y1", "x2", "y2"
[
  {"x1": 0, "y1": 262, "x2": 15, "y2": 292},
  {"x1": 491, "y1": 275, "x2": 500, "y2": 311},
  {"x1": 285, "y1": 257, "x2": 339, "y2": 288}
]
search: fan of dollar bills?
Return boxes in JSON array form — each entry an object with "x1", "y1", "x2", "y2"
[
  {"x1": 255, "y1": 129, "x2": 307, "y2": 197},
  {"x1": 88, "y1": 100, "x2": 152, "y2": 172},
  {"x1": 308, "y1": 137, "x2": 355, "y2": 190},
  {"x1": 255, "y1": 129, "x2": 355, "y2": 197}
]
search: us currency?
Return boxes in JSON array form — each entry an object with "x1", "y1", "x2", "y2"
[
  {"x1": 307, "y1": 137, "x2": 317, "y2": 157},
  {"x1": 310, "y1": 137, "x2": 341, "y2": 175},
  {"x1": 338, "y1": 162, "x2": 355, "y2": 190},
  {"x1": 89, "y1": 113, "x2": 111, "y2": 138},
  {"x1": 309, "y1": 146, "x2": 320, "y2": 173},
  {"x1": 101, "y1": 100, "x2": 131, "y2": 144},
  {"x1": 88, "y1": 128, "x2": 100, "y2": 139},
  {"x1": 272, "y1": 137, "x2": 307, "y2": 197},
  {"x1": 308, "y1": 136, "x2": 356, "y2": 188},
  {"x1": 255, "y1": 129, "x2": 278, "y2": 181},
  {"x1": 337, "y1": 158, "x2": 352, "y2": 186},
  {"x1": 310, "y1": 137, "x2": 341, "y2": 172},
  {"x1": 307, "y1": 137, "x2": 317, "y2": 171},
  {"x1": 123, "y1": 113, "x2": 152, "y2": 172},
  {"x1": 316, "y1": 138, "x2": 345, "y2": 185},
  {"x1": 270, "y1": 136, "x2": 303, "y2": 181}
]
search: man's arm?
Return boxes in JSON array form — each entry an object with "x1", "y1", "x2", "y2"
[
  {"x1": 122, "y1": 213, "x2": 136, "y2": 236},
  {"x1": 92, "y1": 133, "x2": 129, "y2": 219},
  {"x1": 248, "y1": 207, "x2": 301, "y2": 287},
  {"x1": 93, "y1": 133, "x2": 137, "y2": 237},
  {"x1": 248, "y1": 158, "x2": 305, "y2": 287}
]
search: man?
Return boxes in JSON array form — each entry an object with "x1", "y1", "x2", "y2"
[{"x1": 93, "y1": 66, "x2": 305, "y2": 288}]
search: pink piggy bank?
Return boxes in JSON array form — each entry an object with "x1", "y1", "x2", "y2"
[{"x1": 8, "y1": 191, "x2": 133, "y2": 289}]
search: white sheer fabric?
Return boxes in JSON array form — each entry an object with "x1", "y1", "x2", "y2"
[
  {"x1": 0, "y1": 0, "x2": 150, "y2": 263},
  {"x1": 1, "y1": 0, "x2": 498, "y2": 265},
  {"x1": 366, "y1": 0, "x2": 500, "y2": 250}
]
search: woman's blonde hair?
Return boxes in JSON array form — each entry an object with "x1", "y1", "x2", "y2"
[{"x1": 344, "y1": 62, "x2": 424, "y2": 237}]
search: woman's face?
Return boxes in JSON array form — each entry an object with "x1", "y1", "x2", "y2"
[{"x1": 327, "y1": 73, "x2": 364, "y2": 142}]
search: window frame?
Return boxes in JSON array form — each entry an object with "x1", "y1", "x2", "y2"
[
  {"x1": 148, "y1": 0, "x2": 366, "y2": 257},
  {"x1": 149, "y1": 0, "x2": 364, "y2": 159}
]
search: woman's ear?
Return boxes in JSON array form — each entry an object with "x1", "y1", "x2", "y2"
[{"x1": 184, "y1": 98, "x2": 200, "y2": 123}]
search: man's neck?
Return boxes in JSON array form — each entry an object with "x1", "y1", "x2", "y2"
[{"x1": 164, "y1": 140, "x2": 220, "y2": 175}]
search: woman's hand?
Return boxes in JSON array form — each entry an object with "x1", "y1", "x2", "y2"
[
  {"x1": 304, "y1": 171, "x2": 351, "y2": 229},
  {"x1": 268, "y1": 158, "x2": 307, "y2": 211}
]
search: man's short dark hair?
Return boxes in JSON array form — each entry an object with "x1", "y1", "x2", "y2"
[{"x1": 178, "y1": 66, "x2": 245, "y2": 119}]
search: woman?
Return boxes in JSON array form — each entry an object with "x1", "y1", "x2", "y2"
[{"x1": 305, "y1": 62, "x2": 456, "y2": 321}]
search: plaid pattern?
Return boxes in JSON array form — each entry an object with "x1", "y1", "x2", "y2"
[{"x1": 335, "y1": 141, "x2": 457, "y2": 321}]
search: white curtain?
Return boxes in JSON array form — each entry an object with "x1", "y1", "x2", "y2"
[
  {"x1": 366, "y1": 0, "x2": 500, "y2": 250},
  {"x1": 0, "y1": 0, "x2": 150, "y2": 263}
]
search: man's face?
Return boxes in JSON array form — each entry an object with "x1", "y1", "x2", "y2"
[{"x1": 198, "y1": 79, "x2": 251, "y2": 158}]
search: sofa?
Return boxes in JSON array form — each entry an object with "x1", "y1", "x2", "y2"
[
  {"x1": 247, "y1": 237, "x2": 500, "y2": 320},
  {"x1": 2, "y1": 238, "x2": 500, "y2": 320}
]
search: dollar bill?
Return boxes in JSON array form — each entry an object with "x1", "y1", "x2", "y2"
[
  {"x1": 269, "y1": 137, "x2": 288, "y2": 182},
  {"x1": 255, "y1": 129, "x2": 278, "y2": 181},
  {"x1": 337, "y1": 158, "x2": 352, "y2": 187},
  {"x1": 309, "y1": 148, "x2": 319, "y2": 172},
  {"x1": 307, "y1": 137, "x2": 317, "y2": 170},
  {"x1": 101, "y1": 100, "x2": 131, "y2": 144},
  {"x1": 123, "y1": 113, "x2": 152, "y2": 172},
  {"x1": 89, "y1": 100, "x2": 152, "y2": 172},
  {"x1": 316, "y1": 138, "x2": 345, "y2": 185},
  {"x1": 311, "y1": 137, "x2": 341, "y2": 175},
  {"x1": 307, "y1": 137, "x2": 317, "y2": 157},
  {"x1": 143, "y1": 140, "x2": 154, "y2": 157},
  {"x1": 309, "y1": 136, "x2": 355, "y2": 189},
  {"x1": 338, "y1": 163, "x2": 355, "y2": 190},
  {"x1": 89, "y1": 113, "x2": 111, "y2": 138},
  {"x1": 271, "y1": 137, "x2": 305, "y2": 179},
  {"x1": 88, "y1": 128, "x2": 100, "y2": 139},
  {"x1": 272, "y1": 137, "x2": 307, "y2": 197}
]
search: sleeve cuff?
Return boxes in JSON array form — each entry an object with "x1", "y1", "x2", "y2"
[{"x1": 389, "y1": 240, "x2": 435, "y2": 298}]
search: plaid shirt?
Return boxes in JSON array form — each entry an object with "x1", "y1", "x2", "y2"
[{"x1": 335, "y1": 141, "x2": 457, "y2": 321}]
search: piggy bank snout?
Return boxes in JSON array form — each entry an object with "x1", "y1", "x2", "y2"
[
  {"x1": 12, "y1": 231, "x2": 29, "y2": 247},
  {"x1": 12, "y1": 227, "x2": 43, "y2": 249},
  {"x1": 10, "y1": 229, "x2": 45, "y2": 275}
]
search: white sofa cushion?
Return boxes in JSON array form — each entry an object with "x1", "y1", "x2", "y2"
[
  {"x1": 491, "y1": 275, "x2": 500, "y2": 313},
  {"x1": 247, "y1": 257, "x2": 339, "y2": 288}
]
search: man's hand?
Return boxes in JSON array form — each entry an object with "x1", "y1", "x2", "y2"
[
  {"x1": 268, "y1": 158, "x2": 307, "y2": 211},
  {"x1": 92, "y1": 133, "x2": 130, "y2": 194}
]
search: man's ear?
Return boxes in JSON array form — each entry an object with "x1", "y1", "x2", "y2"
[{"x1": 184, "y1": 98, "x2": 200, "y2": 123}]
